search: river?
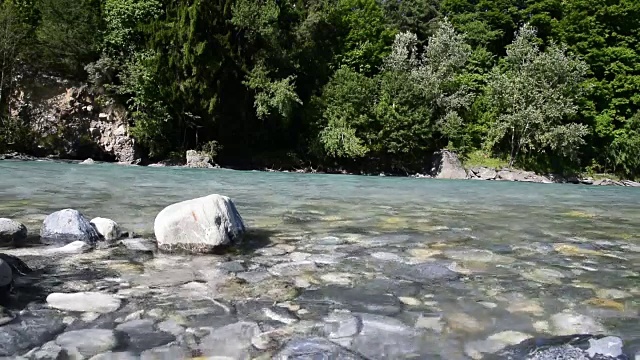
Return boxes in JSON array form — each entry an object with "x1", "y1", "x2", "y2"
[{"x1": 0, "y1": 159, "x2": 639, "y2": 359}]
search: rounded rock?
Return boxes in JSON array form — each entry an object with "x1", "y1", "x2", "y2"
[
  {"x1": 0, "y1": 218, "x2": 27, "y2": 245},
  {"x1": 40, "y1": 209, "x2": 100, "y2": 245},
  {"x1": 154, "y1": 194, "x2": 245, "y2": 253},
  {"x1": 91, "y1": 217, "x2": 121, "y2": 241}
]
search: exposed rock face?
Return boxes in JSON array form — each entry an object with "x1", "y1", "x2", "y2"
[
  {"x1": 432, "y1": 150, "x2": 468, "y2": 179},
  {"x1": 0, "y1": 218, "x2": 27, "y2": 245},
  {"x1": 40, "y1": 209, "x2": 100, "y2": 245},
  {"x1": 468, "y1": 167, "x2": 498, "y2": 180},
  {"x1": 154, "y1": 194, "x2": 246, "y2": 253},
  {"x1": 10, "y1": 75, "x2": 141, "y2": 163},
  {"x1": 185, "y1": 150, "x2": 214, "y2": 168},
  {"x1": 496, "y1": 169, "x2": 552, "y2": 183}
]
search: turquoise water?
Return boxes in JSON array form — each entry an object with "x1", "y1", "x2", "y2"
[{"x1": 1, "y1": 160, "x2": 639, "y2": 357}]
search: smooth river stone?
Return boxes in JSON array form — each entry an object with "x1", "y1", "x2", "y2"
[
  {"x1": 56, "y1": 329, "x2": 117, "y2": 358},
  {"x1": 47, "y1": 292, "x2": 122, "y2": 313},
  {"x1": 198, "y1": 321, "x2": 260, "y2": 358},
  {"x1": 0, "y1": 218, "x2": 27, "y2": 245},
  {"x1": 275, "y1": 337, "x2": 366, "y2": 359},
  {"x1": 550, "y1": 310, "x2": 605, "y2": 335},
  {"x1": 91, "y1": 217, "x2": 121, "y2": 241}
]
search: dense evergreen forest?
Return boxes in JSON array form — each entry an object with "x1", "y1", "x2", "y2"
[{"x1": 0, "y1": 0, "x2": 639, "y2": 177}]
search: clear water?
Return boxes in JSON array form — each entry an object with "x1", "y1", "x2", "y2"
[{"x1": 1, "y1": 160, "x2": 639, "y2": 357}]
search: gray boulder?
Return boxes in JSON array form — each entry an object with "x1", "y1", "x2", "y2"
[
  {"x1": 0, "y1": 218, "x2": 27, "y2": 246},
  {"x1": 154, "y1": 194, "x2": 246, "y2": 253},
  {"x1": 186, "y1": 150, "x2": 213, "y2": 168},
  {"x1": 40, "y1": 209, "x2": 100, "y2": 245},
  {"x1": 496, "y1": 169, "x2": 552, "y2": 183},
  {"x1": 469, "y1": 167, "x2": 498, "y2": 180},
  {"x1": 433, "y1": 150, "x2": 468, "y2": 180}
]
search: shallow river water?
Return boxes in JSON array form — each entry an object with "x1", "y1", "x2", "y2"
[{"x1": 0, "y1": 160, "x2": 639, "y2": 359}]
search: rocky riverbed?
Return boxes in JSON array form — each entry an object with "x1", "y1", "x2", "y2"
[{"x1": 0, "y1": 160, "x2": 639, "y2": 359}]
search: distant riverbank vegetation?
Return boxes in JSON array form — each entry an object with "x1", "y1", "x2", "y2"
[{"x1": 1, "y1": 0, "x2": 638, "y2": 178}]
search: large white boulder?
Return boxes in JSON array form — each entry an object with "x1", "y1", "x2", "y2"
[
  {"x1": 90, "y1": 217, "x2": 121, "y2": 241},
  {"x1": 433, "y1": 150, "x2": 468, "y2": 180},
  {"x1": 40, "y1": 209, "x2": 100, "y2": 245},
  {"x1": 154, "y1": 194, "x2": 245, "y2": 253}
]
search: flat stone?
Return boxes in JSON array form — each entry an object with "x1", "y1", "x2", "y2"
[
  {"x1": 324, "y1": 311, "x2": 360, "y2": 339},
  {"x1": 157, "y1": 319, "x2": 184, "y2": 336},
  {"x1": 48, "y1": 240, "x2": 92, "y2": 254},
  {"x1": 198, "y1": 321, "x2": 260, "y2": 358},
  {"x1": 274, "y1": 337, "x2": 366, "y2": 359},
  {"x1": 550, "y1": 311, "x2": 605, "y2": 336},
  {"x1": 390, "y1": 261, "x2": 461, "y2": 282},
  {"x1": 320, "y1": 272, "x2": 353, "y2": 286},
  {"x1": 263, "y1": 307, "x2": 299, "y2": 325},
  {"x1": 56, "y1": 329, "x2": 117, "y2": 358},
  {"x1": 352, "y1": 313, "x2": 422, "y2": 359},
  {"x1": 89, "y1": 351, "x2": 138, "y2": 360},
  {"x1": 415, "y1": 315, "x2": 443, "y2": 333},
  {"x1": 28, "y1": 341, "x2": 65, "y2": 360},
  {"x1": 298, "y1": 286, "x2": 401, "y2": 315},
  {"x1": 47, "y1": 292, "x2": 121, "y2": 313},
  {"x1": 140, "y1": 345, "x2": 188, "y2": 360},
  {"x1": 236, "y1": 271, "x2": 272, "y2": 283},
  {"x1": 269, "y1": 261, "x2": 318, "y2": 276}
]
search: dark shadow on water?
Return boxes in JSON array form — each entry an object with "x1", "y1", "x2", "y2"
[
  {"x1": 1, "y1": 254, "x2": 121, "y2": 311},
  {"x1": 156, "y1": 228, "x2": 275, "y2": 256}
]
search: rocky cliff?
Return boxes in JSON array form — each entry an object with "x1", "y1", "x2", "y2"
[{"x1": 9, "y1": 74, "x2": 140, "y2": 163}]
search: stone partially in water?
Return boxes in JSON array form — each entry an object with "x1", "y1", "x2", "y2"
[
  {"x1": 0, "y1": 312, "x2": 66, "y2": 357},
  {"x1": 48, "y1": 240, "x2": 92, "y2": 254},
  {"x1": 154, "y1": 194, "x2": 246, "y2": 253},
  {"x1": 274, "y1": 337, "x2": 366, "y2": 359},
  {"x1": 40, "y1": 209, "x2": 100, "y2": 245},
  {"x1": 0, "y1": 259, "x2": 12, "y2": 288},
  {"x1": 298, "y1": 286, "x2": 401, "y2": 316},
  {"x1": 493, "y1": 334, "x2": 627, "y2": 360},
  {"x1": 352, "y1": 313, "x2": 423, "y2": 359},
  {"x1": 47, "y1": 292, "x2": 122, "y2": 313},
  {"x1": 55, "y1": 329, "x2": 117, "y2": 358},
  {"x1": 390, "y1": 261, "x2": 461, "y2": 283},
  {"x1": 522, "y1": 268, "x2": 566, "y2": 285},
  {"x1": 550, "y1": 311, "x2": 605, "y2": 336},
  {"x1": 91, "y1": 217, "x2": 122, "y2": 241},
  {"x1": 0, "y1": 218, "x2": 27, "y2": 245},
  {"x1": 198, "y1": 321, "x2": 260, "y2": 359}
]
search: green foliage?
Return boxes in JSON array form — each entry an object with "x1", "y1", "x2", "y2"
[
  {"x1": 484, "y1": 24, "x2": 589, "y2": 167},
  {"x1": 462, "y1": 150, "x2": 509, "y2": 169},
  {"x1": 35, "y1": 0, "x2": 103, "y2": 75},
  {"x1": 244, "y1": 64, "x2": 302, "y2": 121}
]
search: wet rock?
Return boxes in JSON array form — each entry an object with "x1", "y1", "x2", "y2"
[
  {"x1": 433, "y1": 150, "x2": 468, "y2": 179},
  {"x1": 390, "y1": 261, "x2": 461, "y2": 283},
  {"x1": 269, "y1": 261, "x2": 318, "y2": 276},
  {"x1": 55, "y1": 329, "x2": 117, "y2": 358},
  {"x1": 324, "y1": 311, "x2": 360, "y2": 339},
  {"x1": 274, "y1": 337, "x2": 366, "y2": 359},
  {"x1": 89, "y1": 351, "x2": 138, "y2": 360},
  {"x1": 157, "y1": 319, "x2": 184, "y2": 336},
  {"x1": 446, "y1": 312, "x2": 485, "y2": 333},
  {"x1": 0, "y1": 259, "x2": 12, "y2": 289},
  {"x1": 116, "y1": 319, "x2": 175, "y2": 352},
  {"x1": 154, "y1": 194, "x2": 246, "y2": 253},
  {"x1": 298, "y1": 286, "x2": 401, "y2": 315},
  {"x1": 470, "y1": 167, "x2": 498, "y2": 180},
  {"x1": 415, "y1": 315, "x2": 444, "y2": 333},
  {"x1": 319, "y1": 272, "x2": 353, "y2": 286},
  {"x1": 140, "y1": 345, "x2": 188, "y2": 360},
  {"x1": 91, "y1": 217, "x2": 121, "y2": 241},
  {"x1": 0, "y1": 312, "x2": 66, "y2": 356},
  {"x1": 0, "y1": 218, "x2": 27, "y2": 245},
  {"x1": 465, "y1": 331, "x2": 533, "y2": 359},
  {"x1": 352, "y1": 313, "x2": 422, "y2": 359},
  {"x1": 80, "y1": 158, "x2": 95, "y2": 165},
  {"x1": 496, "y1": 169, "x2": 552, "y2": 183},
  {"x1": 48, "y1": 240, "x2": 92, "y2": 254},
  {"x1": 492, "y1": 334, "x2": 627, "y2": 360},
  {"x1": 118, "y1": 238, "x2": 156, "y2": 253},
  {"x1": 550, "y1": 311, "x2": 605, "y2": 335},
  {"x1": 445, "y1": 249, "x2": 514, "y2": 264},
  {"x1": 522, "y1": 268, "x2": 566, "y2": 285},
  {"x1": 251, "y1": 329, "x2": 290, "y2": 351},
  {"x1": 46, "y1": 292, "x2": 122, "y2": 313},
  {"x1": 370, "y1": 252, "x2": 404, "y2": 262},
  {"x1": 29, "y1": 340, "x2": 66, "y2": 360},
  {"x1": 198, "y1": 321, "x2": 260, "y2": 359},
  {"x1": 236, "y1": 271, "x2": 272, "y2": 284},
  {"x1": 217, "y1": 260, "x2": 246, "y2": 273},
  {"x1": 263, "y1": 307, "x2": 299, "y2": 325},
  {"x1": 40, "y1": 209, "x2": 100, "y2": 245}
]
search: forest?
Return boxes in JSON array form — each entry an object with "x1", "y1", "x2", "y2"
[{"x1": 0, "y1": 0, "x2": 639, "y2": 178}]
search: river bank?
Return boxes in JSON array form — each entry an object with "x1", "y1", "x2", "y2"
[{"x1": 3, "y1": 151, "x2": 639, "y2": 188}]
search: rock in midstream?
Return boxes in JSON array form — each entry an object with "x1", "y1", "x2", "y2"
[
  {"x1": 91, "y1": 217, "x2": 122, "y2": 241},
  {"x1": 154, "y1": 194, "x2": 245, "y2": 253},
  {"x1": 40, "y1": 209, "x2": 100, "y2": 245}
]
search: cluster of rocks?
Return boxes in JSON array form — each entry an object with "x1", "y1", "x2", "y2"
[{"x1": 426, "y1": 150, "x2": 640, "y2": 186}]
